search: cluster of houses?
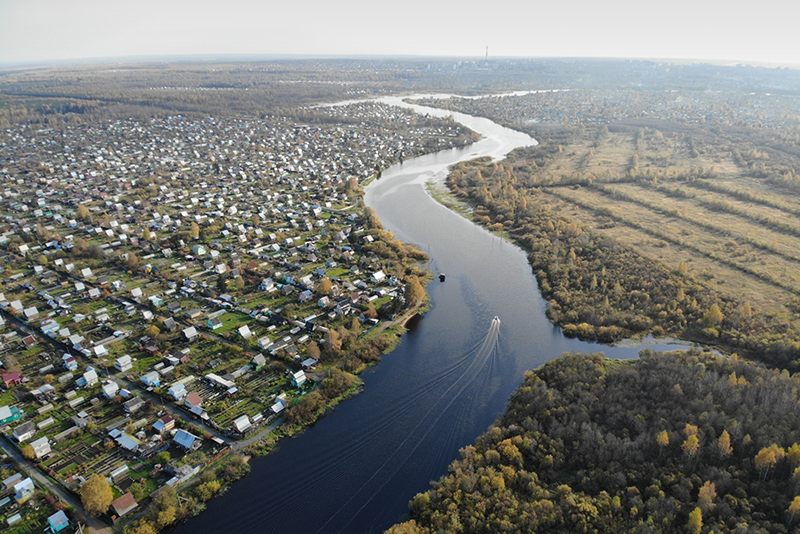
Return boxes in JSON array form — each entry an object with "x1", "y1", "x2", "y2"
[{"x1": 0, "y1": 100, "x2": 458, "y2": 529}]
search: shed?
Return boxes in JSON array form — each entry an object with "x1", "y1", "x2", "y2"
[
  {"x1": 232, "y1": 414, "x2": 252, "y2": 434},
  {"x1": 47, "y1": 510, "x2": 70, "y2": 533},
  {"x1": 111, "y1": 492, "x2": 138, "y2": 519}
]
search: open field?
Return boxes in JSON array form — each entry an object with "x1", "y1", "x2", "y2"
[{"x1": 440, "y1": 86, "x2": 800, "y2": 364}]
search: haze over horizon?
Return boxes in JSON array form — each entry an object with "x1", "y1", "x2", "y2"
[{"x1": 1, "y1": 0, "x2": 799, "y2": 68}]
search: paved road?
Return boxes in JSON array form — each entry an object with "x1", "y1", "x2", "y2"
[
  {"x1": 232, "y1": 417, "x2": 283, "y2": 451},
  {"x1": 0, "y1": 435, "x2": 111, "y2": 534}
]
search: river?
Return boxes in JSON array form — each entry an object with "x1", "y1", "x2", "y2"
[{"x1": 173, "y1": 94, "x2": 697, "y2": 534}]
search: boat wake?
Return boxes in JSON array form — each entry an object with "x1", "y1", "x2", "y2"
[{"x1": 316, "y1": 316, "x2": 502, "y2": 534}]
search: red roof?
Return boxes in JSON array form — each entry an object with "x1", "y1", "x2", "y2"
[
  {"x1": 111, "y1": 492, "x2": 138, "y2": 517},
  {"x1": 185, "y1": 392, "x2": 202, "y2": 407},
  {"x1": 3, "y1": 372, "x2": 21, "y2": 386}
]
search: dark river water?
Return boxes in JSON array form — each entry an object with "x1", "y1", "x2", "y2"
[{"x1": 173, "y1": 95, "x2": 696, "y2": 534}]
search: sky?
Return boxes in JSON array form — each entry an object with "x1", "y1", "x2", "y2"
[{"x1": 1, "y1": 0, "x2": 799, "y2": 67}]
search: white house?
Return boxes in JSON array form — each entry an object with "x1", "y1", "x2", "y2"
[
  {"x1": 115, "y1": 355, "x2": 133, "y2": 372},
  {"x1": 168, "y1": 382, "x2": 187, "y2": 401},
  {"x1": 140, "y1": 371, "x2": 160, "y2": 388},
  {"x1": 83, "y1": 368, "x2": 99, "y2": 387},
  {"x1": 101, "y1": 380, "x2": 119, "y2": 399},
  {"x1": 183, "y1": 326, "x2": 198, "y2": 341},
  {"x1": 30, "y1": 436, "x2": 51, "y2": 459}
]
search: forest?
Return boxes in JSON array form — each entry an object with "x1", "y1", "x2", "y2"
[{"x1": 388, "y1": 350, "x2": 800, "y2": 534}]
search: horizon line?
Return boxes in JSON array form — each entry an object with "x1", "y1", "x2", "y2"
[{"x1": 2, "y1": 53, "x2": 799, "y2": 72}]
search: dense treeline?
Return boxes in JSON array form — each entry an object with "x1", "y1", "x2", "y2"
[
  {"x1": 447, "y1": 159, "x2": 800, "y2": 369},
  {"x1": 388, "y1": 351, "x2": 800, "y2": 534}
]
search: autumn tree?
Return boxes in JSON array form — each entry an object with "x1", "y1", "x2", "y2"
[
  {"x1": 191, "y1": 222, "x2": 200, "y2": 239},
  {"x1": 125, "y1": 520, "x2": 157, "y2": 534},
  {"x1": 306, "y1": 341, "x2": 321, "y2": 360},
  {"x1": 404, "y1": 276, "x2": 425, "y2": 307},
  {"x1": 77, "y1": 204, "x2": 91, "y2": 222},
  {"x1": 656, "y1": 430, "x2": 669, "y2": 456},
  {"x1": 325, "y1": 329, "x2": 342, "y2": 358},
  {"x1": 755, "y1": 444, "x2": 786, "y2": 480},
  {"x1": 81, "y1": 473, "x2": 113, "y2": 516},
  {"x1": 682, "y1": 434, "x2": 700, "y2": 465},
  {"x1": 697, "y1": 481, "x2": 717, "y2": 511},
  {"x1": 789, "y1": 496, "x2": 800, "y2": 527},
  {"x1": 702, "y1": 303, "x2": 724, "y2": 327},
  {"x1": 317, "y1": 276, "x2": 333, "y2": 295},
  {"x1": 787, "y1": 443, "x2": 800, "y2": 467},
  {"x1": 21, "y1": 444, "x2": 35, "y2": 460},
  {"x1": 687, "y1": 507, "x2": 703, "y2": 534},
  {"x1": 144, "y1": 324, "x2": 161, "y2": 338},
  {"x1": 717, "y1": 430, "x2": 733, "y2": 458}
]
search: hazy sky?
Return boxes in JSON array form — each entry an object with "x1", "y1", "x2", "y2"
[{"x1": 1, "y1": 0, "x2": 798, "y2": 66}]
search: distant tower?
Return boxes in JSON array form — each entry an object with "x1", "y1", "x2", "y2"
[{"x1": 485, "y1": 46, "x2": 489, "y2": 68}]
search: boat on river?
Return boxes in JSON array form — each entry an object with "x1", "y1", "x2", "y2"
[{"x1": 439, "y1": 273, "x2": 446, "y2": 282}]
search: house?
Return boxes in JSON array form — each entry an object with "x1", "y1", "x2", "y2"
[
  {"x1": 298, "y1": 289, "x2": 314, "y2": 302},
  {"x1": 62, "y1": 354, "x2": 79, "y2": 371},
  {"x1": 14, "y1": 477, "x2": 35, "y2": 504},
  {"x1": 183, "y1": 326, "x2": 198, "y2": 341},
  {"x1": 22, "y1": 335, "x2": 37, "y2": 347},
  {"x1": 238, "y1": 325, "x2": 252, "y2": 339},
  {"x1": 87, "y1": 288, "x2": 102, "y2": 299},
  {"x1": 23, "y1": 306, "x2": 39, "y2": 320},
  {"x1": 207, "y1": 317, "x2": 222, "y2": 330},
  {"x1": 185, "y1": 308, "x2": 203, "y2": 320},
  {"x1": 168, "y1": 382, "x2": 187, "y2": 401},
  {"x1": 30, "y1": 436, "x2": 51, "y2": 459},
  {"x1": 259, "y1": 278, "x2": 275, "y2": 292},
  {"x1": 257, "y1": 336, "x2": 273, "y2": 350},
  {"x1": 124, "y1": 396, "x2": 145, "y2": 413},
  {"x1": 252, "y1": 354, "x2": 266, "y2": 371},
  {"x1": 162, "y1": 317, "x2": 178, "y2": 332},
  {"x1": 3, "y1": 372, "x2": 22, "y2": 388},
  {"x1": 153, "y1": 414, "x2": 175, "y2": 434},
  {"x1": 232, "y1": 414, "x2": 252, "y2": 434},
  {"x1": 13, "y1": 421, "x2": 36, "y2": 442},
  {"x1": 47, "y1": 510, "x2": 70, "y2": 533},
  {"x1": 141, "y1": 371, "x2": 160, "y2": 388},
  {"x1": 40, "y1": 319, "x2": 60, "y2": 335},
  {"x1": 174, "y1": 429, "x2": 200, "y2": 451},
  {"x1": 0, "y1": 405, "x2": 22, "y2": 426},
  {"x1": 184, "y1": 391, "x2": 202, "y2": 409},
  {"x1": 114, "y1": 432, "x2": 141, "y2": 452},
  {"x1": 115, "y1": 354, "x2": 133, "y2": 372},
  {"x1": 131, "y1": 287, "x2": 143, "y2": 299},
  {"x1": 111, "y1": 492, "x2": 138, "y2": 519},
  {"x1": 102, "y1": 380, "x2": 120, "y2": 399},
  {"x1": 291, "y1": 370, "x2": 307, "y2": 388},
  {"x1": 83, "y1": 368, "x2": 99, "y2": 387}
]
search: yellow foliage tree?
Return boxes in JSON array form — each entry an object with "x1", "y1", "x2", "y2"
[
  {"x1": 682, "y1": 435, "x2": 700, "y2": 459},
  {"x1": 717, "y1": 430, "x2": 733, "y2": 458},
  {"x1": 687, "y1": 507, "x2": 702, "y2": 534},
  {"x1": 81, "y1": 473, "x2": 113, "y2": 516}
]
